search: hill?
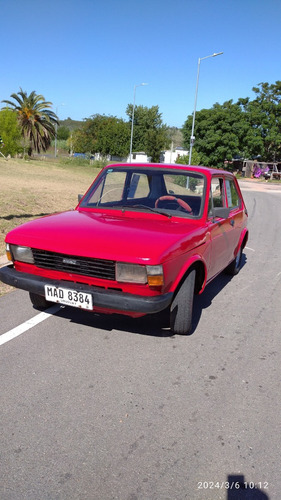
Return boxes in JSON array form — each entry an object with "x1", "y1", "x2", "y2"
[{"x1": 59, "y1": 117, "x2": 83, "y2": 131}]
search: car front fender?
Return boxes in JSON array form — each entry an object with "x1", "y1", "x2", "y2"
[{"x1": 168, "y1": 253, "x2": 208, "y2": 295}]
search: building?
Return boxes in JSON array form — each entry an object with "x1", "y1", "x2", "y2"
[{"x1": 160, "y1": 146, "x2": 189, "y2": 164}]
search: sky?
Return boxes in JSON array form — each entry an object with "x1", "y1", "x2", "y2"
[{"x1": 1, "y1": 0, "x2": 281, "y2": 128}]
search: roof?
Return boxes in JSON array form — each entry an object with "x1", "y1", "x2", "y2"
[{"x1": 108, "y1": 162, "x2": 233, "y2": 178}]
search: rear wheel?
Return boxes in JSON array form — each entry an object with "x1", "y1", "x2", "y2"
[
  {"x1": 29, "y1": 292, "x2": 51, "y2": 311},
  {"x1": 225, "y1": 246, "x2": 242, "y2": 276},
  {"x1": 170, "y1": 269, "x2": 196, "y2": 335}
]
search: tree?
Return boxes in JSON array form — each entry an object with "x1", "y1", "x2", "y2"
[
  {"x1": 176, "y1": 151, "x2": 202, "y2": 166},
  {"x1": 57, "y1": 125, "x2": 70, "y2": 140},
  {"x1": 182, "y1": 81, "x2": 281, "y2": 167},
  {"x1": 72, "y1": 115, "x2": 130, "y2": 157},
  {"x1": 2, "y1": 88, "x2": 58, "y2": 156},
  {"x1": 126, "y1": 104, "x2": 170, "y2": 162},
  {"x1": 71, "y1": 126, "x2": 94, "y2": 154},
  {"x1": 239, "y1": 81, "x2": 281, "y2": 161},
  {"x1": 182, "y1": 100, "x2": 263, "y2": 168},
  {"x1": 0, "y1": 109, "x2": 22, "y2": 156}
]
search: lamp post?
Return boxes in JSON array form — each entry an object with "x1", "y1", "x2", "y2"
[
  {"x1": 188, "y1": 52, "x2": 223, "y2": 165},
  {"x1": 129, "y1": 83, "x2": 148, "y2": 162},
  {"x1": 54, "y1": 103, "x2": 65, "y2": 158}
]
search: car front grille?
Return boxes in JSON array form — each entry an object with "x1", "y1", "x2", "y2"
[{"x1": 32, "y1": 249, "x2": 116, "y2": 281}]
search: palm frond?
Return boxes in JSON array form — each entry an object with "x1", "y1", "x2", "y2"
[{"x1": 2, "y1": 88, "x2": 59, "y2": 155}]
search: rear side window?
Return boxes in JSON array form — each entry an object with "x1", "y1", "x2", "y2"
[{"x1": 225, "y1": 179, "x2": 240, "y2": 208}]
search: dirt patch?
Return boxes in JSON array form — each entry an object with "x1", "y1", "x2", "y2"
[{"x1": 0, "y1": 281, "x2": 14, "y2": 297}]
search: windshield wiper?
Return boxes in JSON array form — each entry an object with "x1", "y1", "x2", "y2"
[
  {"x1": 131, "y1": 204, "x2": 172, "y2": 218},
  {"x1": 100, "y1": 204, "x2": 172, "y2": 218}
]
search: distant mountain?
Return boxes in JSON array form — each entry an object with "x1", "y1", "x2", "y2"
[
  {"x1": 59, "y1": 118, "x2": 83, "y2": 131},
  {"x1": 167, "y1": 127, "x2": 184, "y2": 148}
]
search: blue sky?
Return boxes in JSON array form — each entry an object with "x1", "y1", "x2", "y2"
[{"x1": 1, "y1": 0, "x2": 281, "y2": 128}]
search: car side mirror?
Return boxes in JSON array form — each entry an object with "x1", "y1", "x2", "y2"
[
  {"x1": 212, "y1": 206, "x2": 231, "y2": 219},
  {"x1": 78, "y1": 194, "x2": 83, "y2": 202}
]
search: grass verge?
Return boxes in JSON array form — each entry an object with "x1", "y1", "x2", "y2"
[{"x1": 0, "y1": 156, "x2": 102, "y2": 296}]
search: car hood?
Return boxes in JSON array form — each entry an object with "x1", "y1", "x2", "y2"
[{"x1": 6, "y1": 209, "x2": 206, "y2": 264}]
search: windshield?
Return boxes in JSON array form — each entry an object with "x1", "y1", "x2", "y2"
[{"x1": 80, "y1": 167, "x2": 206, "y2": 218}]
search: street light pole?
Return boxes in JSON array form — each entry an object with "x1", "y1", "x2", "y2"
[
  {"x1": 54, "y1": 103, "x2": 65, "y2": 158},
  {"x1": 129, "y1": 83, "x2": 148, "y2": 162},
  {"x1": 188, "y1": 52, "x2": 223, "y2": 165}
]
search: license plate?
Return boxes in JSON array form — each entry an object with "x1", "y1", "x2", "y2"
[{"x1": 44, "y1": 285, "x2": 93, "y2": 310}]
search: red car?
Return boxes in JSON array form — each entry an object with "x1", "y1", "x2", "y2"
[{"x1": 0, "y1": 163, "x2": 248, "y2": 335}]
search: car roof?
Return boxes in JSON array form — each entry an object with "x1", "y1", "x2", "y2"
[{"x1": 107, "y1": 163, "x2": 233, "y2": 179}]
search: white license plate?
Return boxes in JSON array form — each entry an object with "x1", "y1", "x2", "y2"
[{"x1": 44, "y1": 285, "x2": 93, "y2": 310}]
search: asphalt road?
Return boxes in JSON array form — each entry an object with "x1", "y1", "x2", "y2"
[{"x1": 0, "y1": 181, "x2": 280, "y2": 500}]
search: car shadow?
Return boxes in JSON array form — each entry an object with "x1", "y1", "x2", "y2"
[
  {"x1": 56, "y1": 305, "x2": 173, "y2": 338},
  {"x1": 0, "y1": 213, "x2": 50, "y2": 221},
  {"x1": 190, "y1": 253, "x2": 247, "y2": 335},
  {"x1": 55, "y1": 254, "x2": 247, "y2": 338}
]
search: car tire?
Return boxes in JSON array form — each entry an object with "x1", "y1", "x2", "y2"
[
  {"x1": 29, "y1": 292, "x2": 51, "y2": 310},
  {"x1": 170, "y1": 268, "x2": 196, "y2": 335},
  {"x1": 225, "y1": 246, "x2": 242, "y2": 276}
]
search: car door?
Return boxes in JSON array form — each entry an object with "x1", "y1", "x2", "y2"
[
  {"x1": 207, "y1": 175, "x2": 233, "y2": 279},
  {"x1": 224, "y1": 176, "x2": 244, "y2": 261}
]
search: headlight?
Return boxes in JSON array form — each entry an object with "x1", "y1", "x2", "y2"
[
  {"x1": 116, "y1": 263, "x2": 147, "y2": 283},
  {"x1": 9, "y1": 244, "x2": 34, "y2": 264},
  {"x1": 116, "y1": 262, "x2": 164, "y2": 286}
]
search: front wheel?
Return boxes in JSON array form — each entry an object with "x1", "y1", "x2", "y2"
[
  {"x1": 170, "y1": 269, "x2": 196, "y2": 335},
  {"x1": 29, "y1": 292, "x2": 51, "y2": 311}
]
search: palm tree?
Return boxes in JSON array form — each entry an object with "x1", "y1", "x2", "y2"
[{"x1": 2, "y1": 88, "x2": 58, "y2": 156}]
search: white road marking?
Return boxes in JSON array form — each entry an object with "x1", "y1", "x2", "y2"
[
  {"x1": 245, "y1": 246, "x2": 255, "y2": 252},
  {"x1": 0, "y1": 304, "x2": 61, "y2": 346}
]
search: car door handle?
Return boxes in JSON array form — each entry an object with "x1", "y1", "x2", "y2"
[{"x1": 230, "y1": 219, "x2": 235, "y2": 227}]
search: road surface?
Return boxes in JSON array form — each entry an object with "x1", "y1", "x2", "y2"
[{"x1": 0, "y1": 181, "x2": 280, "y2": 500}]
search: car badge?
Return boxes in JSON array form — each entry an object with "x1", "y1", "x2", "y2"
[{"x1": 63, "y1": 258, "x2": 78, "y2": 265}]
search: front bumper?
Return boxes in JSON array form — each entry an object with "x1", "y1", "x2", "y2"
[{"x1": 0, "y1": 265, "x2": 173, "y2": 314}]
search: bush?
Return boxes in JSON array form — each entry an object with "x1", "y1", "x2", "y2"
[
  {"x1": 0, "y1": 109, "x2": 22, "y2": 157},
  {"x1": 173, "y1": 175, "x2": 199, "y2": 192}
]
